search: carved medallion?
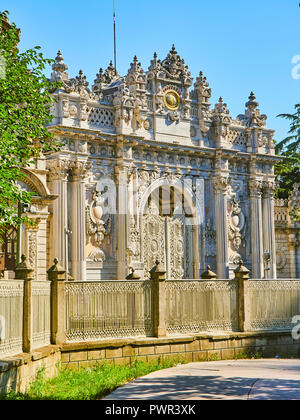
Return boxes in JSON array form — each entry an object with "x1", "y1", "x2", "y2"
[{"x1": 163, "y1": 90, "x2": 181, "y2": 111}]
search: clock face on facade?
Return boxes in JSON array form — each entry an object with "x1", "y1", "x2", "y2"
[{"x1": 163, "y1": 90, "x2": 181, "y2": 111}]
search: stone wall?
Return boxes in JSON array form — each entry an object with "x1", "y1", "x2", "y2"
[
  {"x1": 0, "y1": 345, "x2": 60, "y2": 395},
  {"x1": 60, "y1": 332, "x2": 300, "y2": 370},
  {"x1": 1, "y1": 332, "x2": 300, "y2": 395}
]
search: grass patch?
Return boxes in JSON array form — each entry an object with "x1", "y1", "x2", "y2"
[
  {"x1": 1, "y1": 356, "x2": 187, "y2": 401},
  {"x1": 234, "y1": 350, "x2": 263, "y2": 360}
]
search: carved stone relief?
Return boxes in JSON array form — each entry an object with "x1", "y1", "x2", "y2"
[
  {"x1": 205, "y1": 218, "x2": 216, "y2": 257},
  {"x1": 227, "y1": 196, "x2": 246, "y2": 264},
  {"x1": 86, "y1": 189, "x2": 111, "y2": 263}
]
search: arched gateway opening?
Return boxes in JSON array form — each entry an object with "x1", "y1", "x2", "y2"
[{"x1": 140, "y1": 178, "x2": 203, "y2": 280}]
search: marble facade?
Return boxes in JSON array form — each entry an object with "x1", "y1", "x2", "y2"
[{"x1": 2, "y1": 46, "x2": 294, "y2": 281}]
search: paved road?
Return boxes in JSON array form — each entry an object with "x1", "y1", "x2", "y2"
[{"x1": 104, "y1": 359, "x2": 300, "y2": 400}]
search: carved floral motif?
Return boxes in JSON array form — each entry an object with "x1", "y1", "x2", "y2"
[
  {"x1": 86, "y1": 189, "x2": 111, "y2": 263},
  {"x1": 227, "y1": 196, "x2": 246, "y2": 264}
]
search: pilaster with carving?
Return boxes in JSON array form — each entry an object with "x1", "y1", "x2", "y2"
[
  {"x1": 248, "y1": 178, "x2": 264, "y2": 278},
  {"x1": 262, "y1": 180, "x2": 277, "y2": 278},
  {"x1": 47, "y1": 159, "x2": 70, "y2": 268},
  {"x1": 69, "y1": 159, "x2": 92, "y2": 281},
  {"x1": 213, "y1": 174, "x2": 230, "y2": 278},
  {"x1": 115, "y1": 155, "x2": 130, "y2": 279}
]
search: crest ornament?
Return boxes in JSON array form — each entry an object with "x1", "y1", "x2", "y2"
[{"x1": 164, "y1": 89, "x2": 181, "y2": 111}]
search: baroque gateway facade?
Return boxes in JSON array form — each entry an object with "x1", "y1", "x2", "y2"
[{"x1": 2, "y1": 46, "x2": 299, "y2": 282}]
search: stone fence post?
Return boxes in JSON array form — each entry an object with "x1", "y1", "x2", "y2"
[
  {"x1": 235, "y1": 261, "x2": 250, "y2": 332},
  {"x1": 47, "y1": 258, "x2": 66, "y2": 345},
  {"x1": 150, "y1": 260, "x2": 167, "y2": 338},
  {"x1": 15, "y1": 255, "x2": 34, "y2": 353}
]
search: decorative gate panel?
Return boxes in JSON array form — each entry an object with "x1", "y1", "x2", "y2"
[
  {"x1": 142, "y1": 214, "x2": 191, "y2": 279},
  {"x1": 167, "y1": 216, "x2": 185, "y2": 280},
  {"x1": 142, "y1": 213, "x2": 166, "y2": 278}
]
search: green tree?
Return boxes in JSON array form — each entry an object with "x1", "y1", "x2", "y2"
[
  {"x1": 275, "y1": 104, "x2": 300, "y2": 198},
  {"x1": 0, "y1": 11, "x2": 60, "y2": 235}
]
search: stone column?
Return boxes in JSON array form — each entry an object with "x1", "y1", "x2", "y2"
[
  {"x1": 15, "y1": 255, "x2": 34, "y2": 353},
  {"x1": 69, "y1": 160, "x2": 91, "y2": 282},
  {"x1": 115, "y1": 165, "x2": 129, "y2": 280},
  {"x1": 47, "y1": 258, "x2": 66, "y2": 345},
  {"x1": 235, "y1": 261, "x2": 250, "y2": 332},
  {"x1": 213, "y1": 176, "x2": 230, "y2": 279},
  {"x1": 262, "y1": 181, "x2": 277, "y2": 279},
  {"x1": 249, "y1": 179, "x2": 264, "y2": 279},
  {"x1": 150, "y1": 260, "x2": 167, "y2": 338},
  {"x1": 47, "y1": 160, "x2": 69, "y2": 269}
]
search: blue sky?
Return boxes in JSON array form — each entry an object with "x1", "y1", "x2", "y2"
[{"x1": 4, "y1": 0, "x2": 300, "y2": 142}]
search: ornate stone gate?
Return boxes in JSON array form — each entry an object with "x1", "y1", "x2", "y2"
[{"x1": 44, "y1": 46, "x2": 280, "y2": 281}]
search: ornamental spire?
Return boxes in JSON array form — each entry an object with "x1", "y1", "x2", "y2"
[
  {"x1": 51, "y1": 50, "x2": 69, "y2": 81},
  {"x1": 237, "y1": 91, "x2": 267, "y2": 127}
]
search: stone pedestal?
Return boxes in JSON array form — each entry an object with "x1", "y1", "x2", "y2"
[
  {"x1": 15, "y1": 255, "x2": 34, "y2": 353},
  {"x1": 47, "y1": 259, "x2": 66, "y2": 345},
  {"x1": 150, "y1": 260, "x2": 167, "y2": 338},
  {"x1": 235, "y1": 261, "x2": 250, "y2": 332}
]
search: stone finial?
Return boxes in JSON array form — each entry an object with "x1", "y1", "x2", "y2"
[
  {"x1": 15, "y1": 255, "x2": 34, "y2": 280},
  {"x1": 201, "y1": 265, "x2": 217, "y2": 280},
  {"x1": 150, "y1": 260, "x2": 166, "y2": 275},
  {"x1": 245, "y1": 91, "x2": 259, "y2": 112},
  {"x1": 51, "y1": 50, "x2": 69, "y2": 81},
  {"x1": 234, "y1": 259, "x2": 250, "y2": 280},
  {"x1": 237, "y1": 91, "x2": 267, "y2": 128},
  {"x1": 126, "y1": 267, "x2": 141, "y2": 280},
  {"x1": 93, "y1": 67, "x2": 105, "y2": 92},
  {"x1": 75, "y1": 69, "x2": 89, "y2": 90},
  {"x1": 212, "y1": 96, "x2": 231, "y2": 123},
  {"x1": 194, "y1": 70, "x2": 211, "y2": 101},
  {"x1": 105, "y1": 60, "x2": 119, "y2": 82},
  {"x1": 47, "y1": 258, "x2": 66, "y2": 282}
]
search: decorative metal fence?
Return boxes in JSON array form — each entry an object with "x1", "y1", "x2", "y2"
[
  {"x1": 165, "y1": 280, "x2": 238, "y2": 334},
  {"x1": 32, "y1": 281, "x2": 51, "y2": 350},
  {"x1": 0, "y1": 280, "x2": 24, "y2": 358},
  {"x1": 247, "y1": 280, "x2": 300, "y2": 331},
  {"x1": 65, "y1": 280, "x2": 153, "y2": 342},
  {"x1": 2, "y1": 274, "x2": 300, "y2": 357}
]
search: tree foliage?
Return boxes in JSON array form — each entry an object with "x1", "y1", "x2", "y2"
[
  {"x1": 275, "y1": 104, "x2": 300, "y2": 198},
  {"x1": 0, "y1": 10, "x2": 60, "y2": 233}
]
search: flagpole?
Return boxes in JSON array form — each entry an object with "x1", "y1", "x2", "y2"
[{"x1": 113, "y1": 0, "x2": 117, "y2": 71}]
